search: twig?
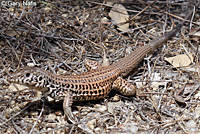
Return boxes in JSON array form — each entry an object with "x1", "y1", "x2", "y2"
[{"x1": 29, "y1": 100, "x2": 45, "y2": 134}]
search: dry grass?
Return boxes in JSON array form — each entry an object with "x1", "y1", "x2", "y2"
[{"x1": 0, "y1": 0, "x2": 200, "y2": 133}]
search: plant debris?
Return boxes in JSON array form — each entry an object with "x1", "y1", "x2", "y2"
[{"x1": 0, "y1": 0, "x2": 199, "y2": 133}]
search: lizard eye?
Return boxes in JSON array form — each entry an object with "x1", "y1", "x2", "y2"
[{"x1": 26, "y1": 73, "x2": 30, "y2": 77}]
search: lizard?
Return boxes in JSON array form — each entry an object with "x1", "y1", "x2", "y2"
[{"x1": 6, "y1": 10, "x2": 193, "y2": 123}]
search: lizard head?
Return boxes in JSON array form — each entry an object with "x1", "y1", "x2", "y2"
[{"x1": 7, "y1": 67, "x2": 45, "y2": 87}]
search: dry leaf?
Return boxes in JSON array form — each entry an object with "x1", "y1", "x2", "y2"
[
  {"x1": 94, "y1": 104, "x2": 107, "y2": 112},
  {"x1": 46, "y1": 20, "x2": 52, "y2": 25},
  {"x1": 190, "y1": 28, "x2": 200, "y2": 42},
  {"x1": 43, "y1": 7, "x2": 52, "y2": 12},
  {"x1": 87, "y1": 119, "x2": 96, "y2": 130},
  {"x1": 101, "y1": 17, "x2": 109, "y2": 23},
  {"x1": 183, "y1": 84, "x2": 199, "y2": 95},
  {"x1": 194, "y1": 91, "x2": 200, "y2": 99},
  {"x1": 151, "y1": 72, "x2": 167, "y2": 90},
  {"x1": 107, "y1": 101, "x2": 123, "y2": 114},
  {"x1": 164, "y1": 53, "x2": 193, "y2": 67},
  {"x1": 186, "y1": 120, "x2": 198, "y2": 132},
  {"x1": 27, "y1": 62, "x2": 35, "y2": 67},
  {"x1": 102, "y1": 54, "x2": 110, "y2": 66},
  {"x1": 195, "y1": 105, "x2": 200, "y2": 119},
  {"x1": 183, "y1": 64, "x2": 200, "y2": 73},
  {"x1": 5, "y1": 30, "x2": 18, "y2": 37},
  {"x1": 8, "y1": 83, "x2": 28, "y2": 92},
  {"x1": 108, "y1": 3, "x2": 130, "y2": 32},
  {"x1": 192, "y1": 31, "x2": 200, "y2": 37},
  {"x1": 118, "y1": 123, "x2": 138, "y2": 133},
  {"x1": 62, "y1": 13, "x2": 67, "y2": 17}
]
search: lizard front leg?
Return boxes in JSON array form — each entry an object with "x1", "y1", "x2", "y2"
[
  {"x1": 112, "y1": 77, "x2": 136, "y2": 96},
  {"x1": 63, "y1": 92, "x2": 78, "y2": 123}
]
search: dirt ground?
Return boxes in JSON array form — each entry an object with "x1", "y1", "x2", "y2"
[{"x1": 0, "y1": 0, "x2": 200, "y2": 133}]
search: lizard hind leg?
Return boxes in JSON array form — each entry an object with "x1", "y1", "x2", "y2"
[
  {"x1": 84, "y1": 59, "x2": 101, "y2": 70},
  {"x1": 112, "y1": 77, "x2": 136, "y2": 96},
  {"x1": 63, "y1": 92, "x2": 78, "y2": 123}
]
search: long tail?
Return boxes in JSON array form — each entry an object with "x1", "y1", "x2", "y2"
[
  {"x1": 110, "y1": 10, "x2": 194, "y2": 77},
  {"x1": 151, "y1": 10, "x2": 193, "y2": 50}
]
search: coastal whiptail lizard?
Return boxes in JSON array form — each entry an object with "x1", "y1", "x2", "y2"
[{"x1": 7, "y1": 10, "x2": 193, "y2": 123}]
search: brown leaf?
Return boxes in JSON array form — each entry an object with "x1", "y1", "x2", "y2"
[
  {"x1": 8, "y1": 83, "x2": 28, "y2": 92},
  {"x1": 102, "y1": 54, "x2": 110, "y2": 66},
  {"x1": 108, "y1": 4, "x2": 130, "y2": 32},
  {"x1": 189, "y1": 28, "x2": 200, "y2": 42},
  {"x1": 164, "y1": 53, "x2": 193, "y2": 67}
]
